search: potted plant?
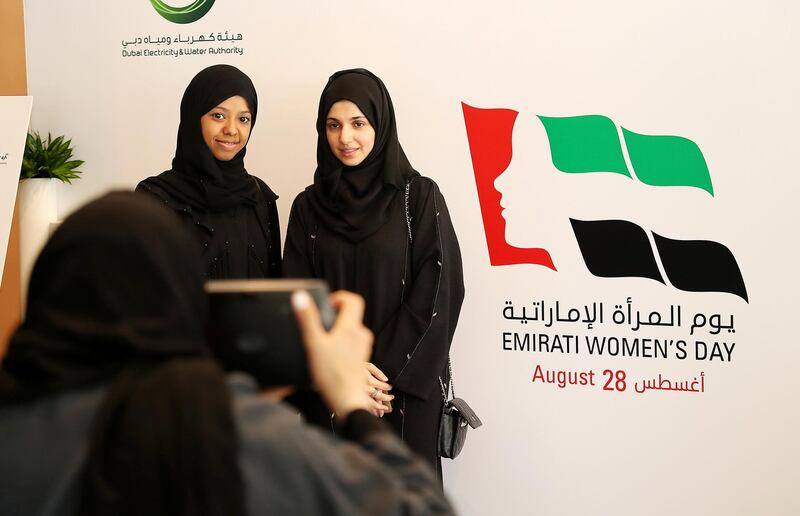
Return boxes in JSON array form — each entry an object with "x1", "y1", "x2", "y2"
[
  {"x1": 20, "y1": 132, "x2": 84, "y2": 182},
  {"x1": 17, "y1": 131, "x2": 85, "y2": 310}
]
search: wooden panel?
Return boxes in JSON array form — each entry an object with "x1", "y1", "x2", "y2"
[
  {"x1": 0, "y1": 0, "x2": 27, "y2": 359},
  {"x1": 0, "y1": 0, "x2": 27, "y2": 96},
  {"x1": 0, "y1": 205, "x2": 21, "y2": 358}
]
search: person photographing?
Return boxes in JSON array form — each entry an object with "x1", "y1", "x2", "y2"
[{"x1": 0, "y1": 192, "x2": 453, "y2": 516}]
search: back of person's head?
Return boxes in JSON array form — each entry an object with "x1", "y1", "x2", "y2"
[
  {"x1": 2, "y1": 191, "x2": 206, "y2": 399},
  {"x1": 0, "y1": 191, "x2": 244, "y2": 516}
]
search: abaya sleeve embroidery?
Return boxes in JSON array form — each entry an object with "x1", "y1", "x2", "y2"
[
  {"x1": 371, "y1": 179, "x2": 465, "y2": 400},
  {"x1": 283, "y1": 194, "x2": 315, "y2": 278}
]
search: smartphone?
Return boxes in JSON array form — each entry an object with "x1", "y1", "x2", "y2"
[{"x1": 205, "y1": 278, "x2": 334, "y2": 387}]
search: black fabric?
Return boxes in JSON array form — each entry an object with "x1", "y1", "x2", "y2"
[
  {"x1": 0, "y1": 192, "x2": 244, "y2": 516},
  {"x1": 137, "y1": 64, "x2": 281, "y2": 279},
  {"x1": 340, "y1": 409, "x2": 386, "y2": 441},
  {"x1": 0, "y1": 192, "x2": 206, "y2": 402},
  {"x1": 137, "y1": 177, "x2": 281, "y2": 279},
  {"x1": 284, "y1": 176, "x2": 464, "y2": 474},
  {"x1": 306, "y1": 68, "x2": 419, "y2": 242},
  {"x1": 79, "y1": 359, "x2": 243, "y2": 516}
]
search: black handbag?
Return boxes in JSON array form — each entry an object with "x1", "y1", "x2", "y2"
[{"x1": 438, "y1": 358, "x2": 482, "y2": 459}]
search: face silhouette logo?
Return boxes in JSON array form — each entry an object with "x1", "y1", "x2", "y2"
[
  {"x1": 461, "y1": 103, "x2": 556, "y2": 270},
  {"x1": 461, "y1": 102, "x2": 748, "y2": 301}
]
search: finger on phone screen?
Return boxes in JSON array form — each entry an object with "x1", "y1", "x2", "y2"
[{"x1": 292, "y1": 290, "x2": 324, "y2": 345}]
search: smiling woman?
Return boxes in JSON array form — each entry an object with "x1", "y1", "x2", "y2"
[
  {"x1": 137, "y1": 65, "x2": 281, "y2": 280},
  {"x1": 324, "y1": 100, "x2": 375, "y2": 166},
  {"x1": 200, "y1": 96, "x2": 251, "y2": 161},
  {"x1": 284, "y1": 69, "x2": 465, "y2": 479}
]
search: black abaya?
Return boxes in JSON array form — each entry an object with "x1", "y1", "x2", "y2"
[
  {"x1": 284, "y1": 68, "x2": 464, "y2": 472},
  {"x1": 137, "y1": 178, "x2": 281, "y2": 279},
  {"x1": 284, "y1": 176, "x2": 464, "y2": 471}
]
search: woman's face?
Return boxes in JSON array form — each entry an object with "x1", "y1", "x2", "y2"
[
  {"x1": 200, "y1": 95, "x2": 252, "y2": 161},
  {"x1": 325, "y1": 100, "x2": 375, "y2": 167}
]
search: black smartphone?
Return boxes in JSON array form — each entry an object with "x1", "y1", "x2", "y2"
[{"x1": 205, "y1": 279, "x2": 334, "y2": 387}]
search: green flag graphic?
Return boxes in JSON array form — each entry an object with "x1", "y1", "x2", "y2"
[
  {"x1": 538, "y1": 115, "x2": 630, "y2": 177},
  {"x1": 622, "y1": 128, "x2": 713, "y2": 195}
]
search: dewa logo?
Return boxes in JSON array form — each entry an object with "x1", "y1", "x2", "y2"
[
  {"x1": 150, "y1": 0, "x2": 215, "y2": 24},
  {"x1": 462, "y1": 104, "x2": 748, "y2": 302}
]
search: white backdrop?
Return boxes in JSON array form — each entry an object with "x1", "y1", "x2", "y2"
[{"x1": 25, "y1": 1, "x2": 800, "y2": 514}]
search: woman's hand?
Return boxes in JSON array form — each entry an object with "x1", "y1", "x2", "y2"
[
  {"x1": 365, "y1": 362, "x2": 394, "y2": 417},
  {"x1": 292, "y1": 290, "x2": 375, "y2": 418}
]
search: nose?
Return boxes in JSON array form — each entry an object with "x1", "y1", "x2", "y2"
[
  {"x1": 222, "y1": 118, "x2": 238, "y2": 135},
  {"x1": 339, "y1": 125, "x2": 353, "y2": 144}
]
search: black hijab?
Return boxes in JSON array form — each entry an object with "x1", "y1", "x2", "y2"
[
  {"x1": 139, "y1": 64, "x2": 262, "y2": 212},
  {"x1": 0, "y1": 192, "x2": 207, "y2": 400},
  {"x1": 0, "y1": 192, "x2": 243, "y2": 516},
  {"x1": 307, "y1": 68, "x2": 419, "y2": 242}
]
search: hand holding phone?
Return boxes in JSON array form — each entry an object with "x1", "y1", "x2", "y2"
[
  {"x1": 205, "y1": 279, "x2": 334, "y2": 387},
  {"x1": 292, "y1": 290, "x2": 376, "y2": 418}
]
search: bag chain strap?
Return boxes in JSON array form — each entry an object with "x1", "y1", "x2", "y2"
[
  {"x1": 404, "y1": 182, "x2": 413, "y2": 244},
  {"x1": 439, "y1": 357, "x2": 455, "y2": 401},
  {"x1": 406, "y1": 181, "x2": 455, "y2": 403}
]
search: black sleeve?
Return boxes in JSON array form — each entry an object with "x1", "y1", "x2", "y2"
[
  {"x1": 372, "y1": 179, "x2": 465, "y2": 400},
  {"x1": 135, "y1": 181, "x2": 160, "y2": 198},
  {"x1": 283, "y1": 194, "x2": 315, "y2": 278},
  {"x1": 266, "y1": 199, "x2": 282, "y2": 277}
]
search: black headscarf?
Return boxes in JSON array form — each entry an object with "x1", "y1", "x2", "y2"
[
  {"x1": 307, "y1": 68, "x2": 419, "y2": 242},
  {"x1": 138, "y1": 64, "x2": 261, "y2": 212},
  {"x1": 0, "y1": 192, "x2": 207, "y2": 399},
  {"x1": 0, "y1": 192, "x2": 244, "y2": 516}
]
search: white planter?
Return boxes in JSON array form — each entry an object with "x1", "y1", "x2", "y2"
[{"x1": 17, "y1": 178, "x2": 60, "y2": 313}]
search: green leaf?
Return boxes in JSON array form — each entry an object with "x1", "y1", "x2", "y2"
[{"x1": 20, "y1": 131, "x2": 85, "y2": 183}]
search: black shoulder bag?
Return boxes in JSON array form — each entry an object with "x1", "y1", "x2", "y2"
[{"x1": 438, "y1": 358, "x2": 482, "y2": 459}]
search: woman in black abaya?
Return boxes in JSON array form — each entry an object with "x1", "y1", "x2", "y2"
[
  {"x1": 137, "y1": 64, "x2": 280, "y2": 279},
  {"x1": 283, "y1": 68, "x2": 465, "y2": 476}
]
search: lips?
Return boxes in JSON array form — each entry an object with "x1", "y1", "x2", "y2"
[
  {"x1": 216, "y1": 140, "x2": 240, "y2": 149},
  {"x1": 339, "y1": 148, "x2": 358, "y2": 156}
]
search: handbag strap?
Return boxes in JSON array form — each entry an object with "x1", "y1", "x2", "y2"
[
  {"x1": 439, "y1": 356, "x2": 454, "y2": 401},
  {"x1": 404, "y1": 179, "x2": 460, "y2": 404},
  {"x1": 406, "y1": 181, "x2": 455, "y2": 403},
  {"x1": 403, "y1": 181, "x2": 413, "y2": 244}
]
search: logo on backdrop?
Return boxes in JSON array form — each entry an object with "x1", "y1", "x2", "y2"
[
  {"x1": 150, "y1": 0, "x2": 216, "y2": 24},
  {"x1": 0, "y1": 153, "x2": 8, "y2": 165},
  {"x1": 122, "y1": 1, "x2": 245, "y2": 59},
  {"x1": 462, "y1": 103, "x2": 745, "y2": 393},
  {"x1": 462, "y1": 103, "x2": 747, "y2": 302}
]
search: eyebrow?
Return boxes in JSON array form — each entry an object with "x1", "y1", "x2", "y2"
[
  {"x1": 327, "y1": 116, "x2": 367, "y2": 122},
  {"x1": 211, "y1": 106, "x2": 251, "y2": 116}
]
